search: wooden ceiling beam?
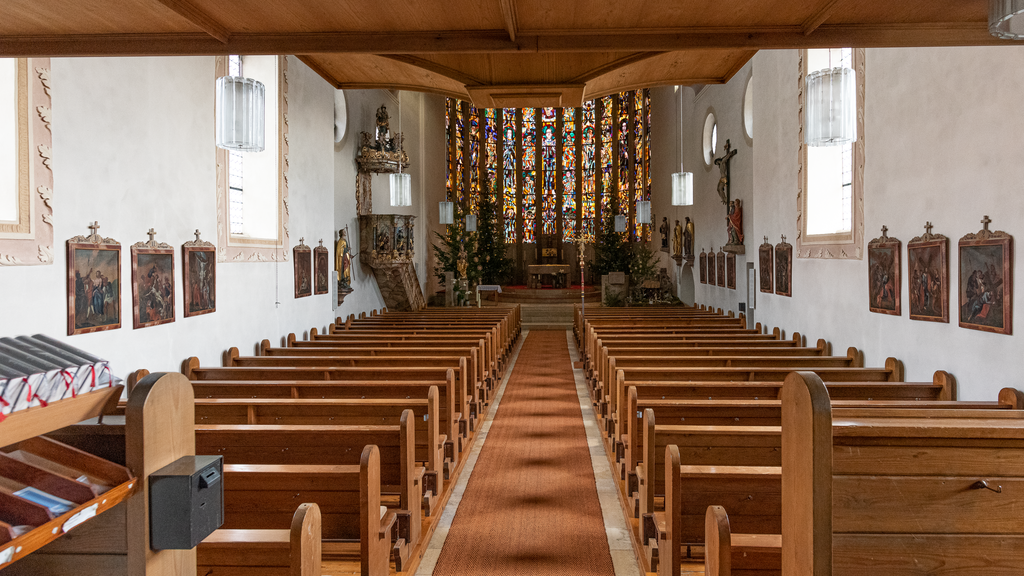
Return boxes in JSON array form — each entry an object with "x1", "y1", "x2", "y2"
[
  {"x1": 801, "y1": 0, "x2": 845, "y2": 36},
  {"x1": 499, "y1": 0, "x2": 519, "y2": 42},
  {"x1": 150, "y1": 0, "x2": 230, "y2": 43},
  {"x1": 0, "y1": 24, "x2": 1018, "y2": 57}
]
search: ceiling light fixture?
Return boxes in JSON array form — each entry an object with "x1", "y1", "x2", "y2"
[{"x1": 215, "y1": 56, "x2": 265, "y2": 152}]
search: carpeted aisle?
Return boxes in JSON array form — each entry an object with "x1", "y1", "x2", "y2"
[{"x1": 430, "y1": 330, "x2": 616, "y2": 576}]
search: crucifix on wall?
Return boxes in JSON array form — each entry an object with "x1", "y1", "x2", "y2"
[{"x1": 715, "y1": 140, "x2": 744, "y2": 254}]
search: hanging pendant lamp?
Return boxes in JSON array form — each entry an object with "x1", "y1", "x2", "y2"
[
  {"x1": 465, "y1": 214, "x2": 477, "y2": 232},
  {"x1": 614, "y1": 214, "x2": 627, "y2": 233},
  {"x1": 636, "y1": 201, "x2": 651, "y2": 225},
  {"x1": 991, "y1": 0, "x2": 1024, "y2": 39},
  {"x1": 390, "y1": 91, "x2": 412, "y2": 206},
  {"x1": 439, "y1": 201, "x2": 454, "y2": 225},
  {"x1": 216, "y1": 72, "x2": 266, "y2": 152},
  {"x1": 671, "y1": 86, "x2": 694, "y2": 206},
  {"x1": 804, "y1": 65, "x2": 857, "y2": 147}
]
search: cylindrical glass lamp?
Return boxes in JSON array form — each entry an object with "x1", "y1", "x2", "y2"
[
  {"x1": 215, "y1": 76, "x2": 266, "y2": 152},
  {"x1": 804, "y1": 66, "x2": 857, "y2": 147},
  {"x1": 671, "y1": 172, "x2": 693, "y2": 206},
  {"x1": 465, "y1": 214, "x2": 477, "y2": 232},
  {"x1": 614, "y1": 214, "x2": 627, "y2": 233},
  {"x1": 991, "y1": 0, "x2": 1024, "y2": 39},
  {"x1": 390, "y1": 173, "x2": 412, "y2": 207},
  {"x1": 636, "y1": 201, "x2": 651, "y2": 225},
  {"x1": 439, "y1": 201, "x2": 454, "y2": 225}
]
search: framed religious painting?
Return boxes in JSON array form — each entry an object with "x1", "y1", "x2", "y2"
[
  {"x1": 314, "y1": 240, "x2": 330, "y2": 296},
  {"x1": 66, "y1": 223, "x2": 121, "y2": 336},
  {"x1": 699, "y1": 249, "x2": 707, "y2": 284},
  {"x1": 907, "y1": 223, "x2": 948, "y2": 323},
  {"x1": 867, "y1": 226, "x2": 901, "y2": 316},
  {"x1": 775, "y1": 236, "x2": 792, "y2": 297},
  {"x1": 726, "y1": 252, "x2": 736, "y2": 290},
  {"x1": 958, "y1": 217, "x2": 1012, "y2": 335},
  {"x1": 759, "y1": 237, "x2": 774, "y2": 293},
  {"x1": 294, "y1": 239, "x2": 312, "y2": 298},
  {"x1": 183, "y1": 230, "x2": 216, "y2": 318},
  {"x1": 716, "y1": 250, "x2": 726, "y2": 288},
  {"x1": 131, "y1": 230, "x2": 175, "y2": 329},
  {"x1": 706, "y1": 250, "x2": 716, "y2": 286}
]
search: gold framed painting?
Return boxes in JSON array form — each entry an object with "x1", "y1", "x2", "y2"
[
  {"x1": 183, "y1": 231, "x2": 216, "y2": 318},
  {"x1": 67, "y1": 224, "x2": 121, "y2": 335},
  {"x1": 958, "y1": 218, "x2": 1012, "y2": 335}
]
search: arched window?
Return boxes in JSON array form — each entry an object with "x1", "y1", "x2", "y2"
[{"x1": 445, "y1": 90, "x2": 652, "y2": 245}]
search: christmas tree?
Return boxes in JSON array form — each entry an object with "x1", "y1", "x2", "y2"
[{"x1": 475, "y1": 180, "x2": 513, "y2": 285}]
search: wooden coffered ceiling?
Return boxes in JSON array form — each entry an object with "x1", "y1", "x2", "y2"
[{"x1": 1, "y1": 0, "x2": 1016, "y2": 107}]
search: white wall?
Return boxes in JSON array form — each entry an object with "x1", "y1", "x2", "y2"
[
  {"x1": 751, "y1": 46, "x2": 1024, "y2": 400},
  {"x1": 650, "y1": 64, "x2": 755, "y2": 313},
  {"x1": 333, "y1": 90, "x2": 446, "y2": 311},
  {"x1": 0, "y1": 56, "x2": 392, "y2": 379}
]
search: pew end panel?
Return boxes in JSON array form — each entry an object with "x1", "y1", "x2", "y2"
[
  {"x1": 198, "y1": 502, "x2": 323, "y2": 576},
  {"x1": 999, "y1": 387, "x2": 1024, "y2": 409}
]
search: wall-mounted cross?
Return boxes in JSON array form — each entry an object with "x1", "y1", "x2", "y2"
[
  {"x1": 319, "y1": 239, "x2": 324, "y2": 247},
  {"x1": 764, "y1": 236, "x2": 768, "y2": 244},
  {"x1": 924, "y1": 222, "x2": 933, "y2": 235},
  {"x1": 194, "y1": 229, "x2": 202, "y2": 242},
  {"x1": 147, "y1": 228, "x2": 157, "y2": 243},
  {"x1": 781, "y1": 234, "x2": 786, "y2": 243},
  {"x1": 880, "y1": 225, "x2": 888, "y2": 238},
  {"x1": 299, "y1": 237, "x2": 305, "y2": 245},
  {"x1": 88, "y1": 221, "x2": 100, "y2": 235},
  {"x1": 981, "y1": 215, "x2": 992, "y2": 231}
]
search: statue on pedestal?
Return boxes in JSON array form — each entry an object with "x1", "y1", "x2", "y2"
[
  {"x1": 659, "y1": 217, "x2": 670, "y2": 252},
  {"x1": 727, "y1": 199, "x2": 744, "y2": 246},
  {"x1": 683, "y1": 217, "x2": 694, "y2": 260}
]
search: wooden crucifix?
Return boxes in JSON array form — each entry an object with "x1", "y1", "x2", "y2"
[{"x1": 715, "y1": 139, "x2": 738, "y2": 205}]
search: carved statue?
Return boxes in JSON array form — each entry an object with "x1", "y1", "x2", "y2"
[
  {"x1": 672, "y1": 219, "x2": 683, "y2": 258},
  {"x1": 683, "y1": 217, "x2": 694, "y2": 258},
  {"x1": 335, "y1": 228, "x2": 352, "y2": 291},
  {"x1": 727, "y1": 199, "x2": 744, "y2": 245},
  {"x1": 457, "y1": 244, "x2": 468, "y2": 280},
  {"x1": 715, "y1": 140, "x2": 738, "y2": 205},
  {"x1": 659, "y1": 217, "x2": 670, "y2": 252},
  {"x1": 375, "y1": 105, "x2": 390, "y2": 150}
]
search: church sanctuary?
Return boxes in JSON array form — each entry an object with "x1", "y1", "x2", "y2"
[{"x1": 3, "y1": 1, "x2": 1024, "y2": 575}]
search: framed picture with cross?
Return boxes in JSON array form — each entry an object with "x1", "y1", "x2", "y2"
[
  {"x1": 867, "y1": 225, "x2": 901, "y2": 316},
  {"x1": 66, "y1": 222, "x2": 122, "y2": 336},
  {"x1": 907, "y1": 222, "x2": 948, "y2": 323},
  {"x1": 183, "y1": 229, "x2": 216, "y2": 318},
  {"x1": 314, "y1": 240, "x2": 330, "y2": 296},
  {"x1": 294, "y1": 238, "x2": 312, "y2": 298},
  {"x1": 131, "y1": 228, "x2": 175, "y2": 329},
  {"x1": 958, "y1": 215, "x2": 1013, "y2": 335}
]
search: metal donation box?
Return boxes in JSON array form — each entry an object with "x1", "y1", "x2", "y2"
[{"x1": 149, "y1": 455, "x2": 224, "y2": 550}]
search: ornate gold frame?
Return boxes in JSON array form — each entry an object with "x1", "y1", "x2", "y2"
[
  {"x1": 796, "y1": 48, "x2": 865, "y2": 260},
  {"x1": 215, "y1": 55, "x2": 289, "y2": 263},
  {"x1": 0, "y1": 58, "x2": 54, "y2": 266}
]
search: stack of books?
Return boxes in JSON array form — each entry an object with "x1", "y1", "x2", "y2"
[{"x1": 0, "y1": 335, "x2": 120, "y2": 414}]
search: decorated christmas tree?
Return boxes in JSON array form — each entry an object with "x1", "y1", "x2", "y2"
[
  {"x1": 475, "y1": 180, "x2": 513, "y2": 285},
  {"x1": 432, "y1": 201, "x2": 480, "y2": 304}
]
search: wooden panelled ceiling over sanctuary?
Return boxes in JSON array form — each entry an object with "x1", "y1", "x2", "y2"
[{"x1": 1, "y1": 0, "x2": 1009, "y2": 107}]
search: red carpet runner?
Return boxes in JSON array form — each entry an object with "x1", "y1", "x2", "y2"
[{"x1": 430, "y1": 330, "x2": 615, "y2": 575}]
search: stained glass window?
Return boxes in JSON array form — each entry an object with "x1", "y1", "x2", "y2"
[
  {"x1": 445, "y1": 98, "x2": 452, "y2": 201},
  {"x1": 633, "y1": 90, "x2": 645, "y2": 240},
  {"x1": 502, "y1": 109, "x2": 517, "y2": 243},
  {"x1": 581, "y1": 100, "x2": 597, "y2": 243},
  {"x1": 454, "y1": 102, "x2": 464, "y2": 205},
  {"x1": 600, "y1": 96, "x2": 614, "y2": 219},
  {"x1": 468, "y1": 105, "x2": 480, "y2": 214},
  {"x1": 618, "y1": 93, "x2": 631, "y2": 240},
  {"x1": 484, "y1": 108, "x2": 498, "y2": 196},
  {"x1": 561, "y1": 108, "x2": 577, "y2": 243},
  {"x1": 521, "y1": 108, "x2": 536, "y2": 244},
  {"x1": 541, "y1": 108, "x2": 558, "y2": 236},
  {"x1": 444, "y1": 90, "x2": 650, "y2": 250}
]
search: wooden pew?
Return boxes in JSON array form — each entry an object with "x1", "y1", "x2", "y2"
[
  {"x1": 198, "y1": 502, "x2": 323, "y2": 576},
  {"x1": 302, "y1": 332, "x2": 502, "y2": 380},
  {"x1": 701, "y1": 505, "x2": 781, "y2": 576},
  {"x1": 194, "y1": 410, "x2": 422, "y2": 552},
  {"x1": 608, "y1": 360, "x2": 904, "y2": 442},
  {"x1": 194, "y1": 387, "x2": 445, "y2": 514},
  {"x1": 183, "y1": 360, "x2": 464, "y2": 452},
  {"x1": 782, "y1": 372, "x2": 1024, "y2": 575},
  {"x1": 219, "y1": 350, "x2": 483, "y2": 426},
  {"x1": 656, "y1": 386, "x2": 1024, "y2": 576}
]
